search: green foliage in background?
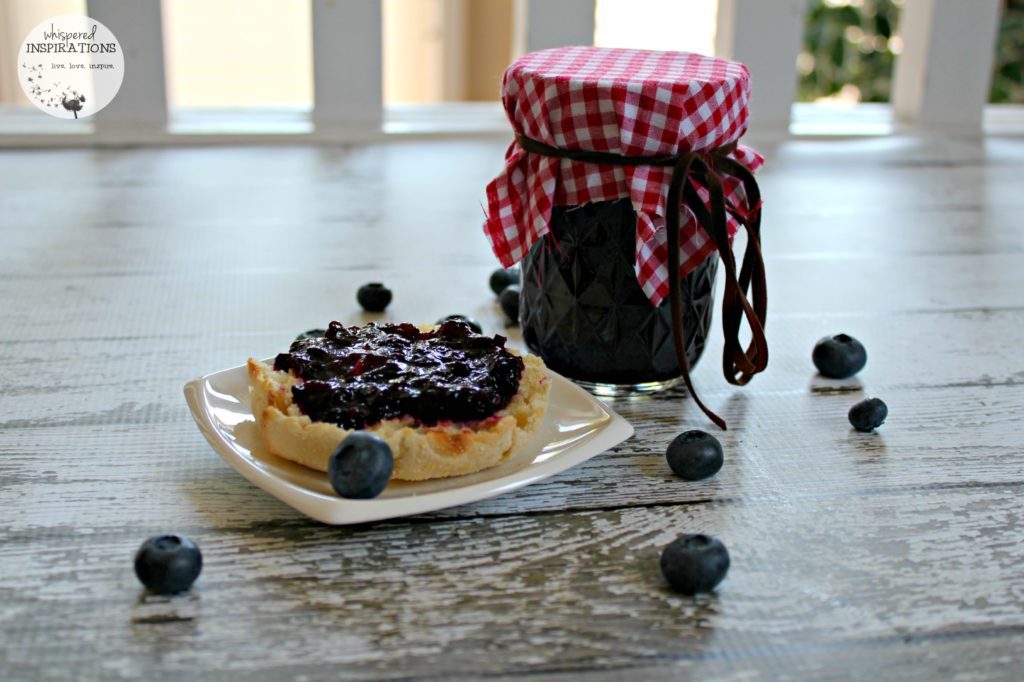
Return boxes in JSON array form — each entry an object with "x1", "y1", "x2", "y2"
[
  {"x1": 798, "y1": 0, "x2": 902, "y2": 103},
  {"x1": 992, "y1": 0, "x2": 1024, "y2": 103},
  {"x1": 799, "y1": 0, "x2": 1024, "y2": 104}
]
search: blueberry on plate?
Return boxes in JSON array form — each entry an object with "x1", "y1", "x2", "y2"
[
  {"x1": 660, "y1": 534, "x2": 730, "y2": 595},
  {"x1": 328, "y1": 432, "x2": 394, "y2": 499},
  {"x1": 812, "y1": 333, "x2": 867, "y2": 379},
  {"x1": 294, "y1": 328, "x2": 325, "y2": 342},
  {"x1": 666, "y1": 430, "x2": 723, "y2": 481},
  {"x1": 134, "y1": 534, "x2": 203, "y2": 595},
  {"x1": 357, "y1": 283, "x2": 393, "y2": 313},
  {"x1": 489, "y1": 267, "x2": 520, "y2": 296},
  {"x1": 436, "y1": 314, "x2": 483, "y2": 334},
  {"x1": 499, "y1": 284, "x2": 521, "y2": 325},
  {"x1": 849, "y1": 397, "x2": 888, "y2": 432}
]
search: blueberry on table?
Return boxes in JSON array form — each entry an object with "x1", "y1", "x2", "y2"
[
  {"x1": 499, "y1": 284, "x2": 521, "y2": 325},
  {"x1": 489, "y1": 267, "x2": 520, "y2": 296},
  {"x1": 329, "y1": 432, "x2": 394, "y2": 499},
  {"x1": 357, "y1": 283, "x2": 393, "y2": 313},
  {"x1": 133, "y1": 534, "x2": 203, "y2": 595},
  {"x1": 660, "y1": 534, "x2": 730, "y2": 595},
  {"x1": 666, "y1": 430, "x2": 723, "y2": 481},
  {"x1": 812, "y1": 334, "x2": 867, "y2": 379},
  {"x1": 849, "y1": 397, "x2": 888, "y2": 432},
  {"x1": 295, "y1": 328, "x2": 326, "y2": 342},
  {"x1": 436, "y1": 314, "x2": 483, "y2": 334}
]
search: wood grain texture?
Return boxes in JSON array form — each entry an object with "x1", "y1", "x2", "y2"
[
  {"x1": 1, "y1": 136, "x2": 1023, "y2": 680},
  {"x1": 3, "y1": 489, "x2": 1023, "y2": 680}
]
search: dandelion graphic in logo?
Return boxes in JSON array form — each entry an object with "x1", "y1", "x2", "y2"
[
  {"x1": 17, "y1": 15, "x2": 123, "y2": 120},
  {"x1": 22, "y1": 63, "x2": 89, "y2": 118},
  {"x1": 62, "y1": 94, "x2": 86, "y2": 118}
]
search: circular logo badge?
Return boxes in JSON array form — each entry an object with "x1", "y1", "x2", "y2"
[{"x1": 17, "y1": 15, "x2": 125, "y2": 119}]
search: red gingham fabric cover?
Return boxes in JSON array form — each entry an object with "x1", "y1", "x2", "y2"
[{"x1": 483, "y1": 46, "x2": 763, "y2": 306}]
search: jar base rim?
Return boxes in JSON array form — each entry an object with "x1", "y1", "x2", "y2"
[{"x1": 575, "y1": 377, "x2": 681, "y2": 398}]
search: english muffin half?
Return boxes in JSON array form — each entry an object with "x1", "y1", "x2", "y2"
[{"x1": 248, "y1": 321, "x2": 550, "y2": 481}]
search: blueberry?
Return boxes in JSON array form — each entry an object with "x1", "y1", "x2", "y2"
[
  {"x1": 812, "y1": 334, "x2": 867, "y2": 379},
  {"x1": 489, "y1": 268, "x2": 519, "y2": 296},
  {"x1": 848, "y1": 397, "x2": 887, "y2": 432},
  {"x1": 357, "y1": 283, "x2": 392, "y2": 313},
  {"x1": 328, "y1": 432, "x2": 394, "y2": 499},
  {"x1": 660, "y1": 534, "x2": 730, "y2": 595},
  {"x1": 133, "y1": 534, "x2": 203, "y2": 595},
  {"x1": 499, "y1": 284, "x2": 520, "y2": 325},
  {"x1": 666, "y1": 430, "x2": 723, "y2": 481},
  {"x1": 436, "y1": 315, "x2": 482, "y2": 334},
  {"x1": 295, "y1": 328, "x2": 325, "y2": 342}
]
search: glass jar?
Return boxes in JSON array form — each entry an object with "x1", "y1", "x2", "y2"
[{"x1": 520, "y1": 199, "x2": 718, "y2": 397}]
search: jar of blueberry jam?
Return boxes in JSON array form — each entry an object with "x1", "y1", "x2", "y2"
[
  {"x1": 484, "y1": 47, "x2": 767, "y2": 407},
  {"x1": 520, "y1": 199, "x2": 717, "y2": 395}
]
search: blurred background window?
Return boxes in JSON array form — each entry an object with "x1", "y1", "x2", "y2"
[
  {"x1": 2, "y1": 0, "x2": 1022, "y2": 114},
  {"x1": 383, "y1": 0, "x2": 516, "y2": 104},
  {"x1": 0, "y1": 0, "x2": 86, "y2": 107},
  {"x1": 158, "y1": 0, "x2": 1024, "y2": 110},
  {"x1": 798, "y1": 0, "x2": 903, "y2": 105},
  {"x1": 382, "y1": 0, "x2": 718, "y2": 105},
  {"x1": 992, "y1": 0, "x2": 1024, "y2": 102},
  {"x1": 161, "y1": 0, "x2": 313, "y2": 109},
  {"x1": 594, "y1": 0, "x2": 717, "y2": 55}
]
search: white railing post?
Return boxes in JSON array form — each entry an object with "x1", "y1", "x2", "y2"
[
  {"x1": 892, "y1": 0, "x2": 1001, "y2": 132},
  {"x1": 715, "y1": 0, "x2": 806, "y2": 134},
  {"x1": 515, "y1": 0, "x2": 595, "y2": 54},
  {"x1": 87, "y1": 0, "x2": 168, "y2": 141},
  {"x1": 312, "y1": 0, "x2": 383, "y2": 140}
]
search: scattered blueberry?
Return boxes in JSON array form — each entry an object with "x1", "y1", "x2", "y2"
[
  {"x1": 436, "y1": 314, "x2": 482, "y2": 334},
  {"x1": 849, "y1": 397, "x2": 888, "y2": 432},
  {"x1": 660, "y1": 534, "x2": 730, "y2": 595},
  {"x1": 357, "y1": 283, "x2": 392, "y2": 313},
  {"x1": 666, "y1": 430, "x2": 723, "y2": 481},
  {"x1": 489, "y1": 268, "x2": 520, "y2": 296},
  {"x1": 499, "y1": 284, "x2": 521, "y2": 325},
  {"x1": 328, "y1": 432, "x2": 394, "y2": 499},
  {"x1": 295, "y1": 328, "x2": 325, "y2": 342},
  {"x1": 812, "y1": 334, "x2": 867, "y2": 379},
  {"x1": 133, "y1": 534, "x2": 203, "y2": 595}
]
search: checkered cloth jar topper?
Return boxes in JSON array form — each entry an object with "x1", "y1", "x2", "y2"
[{"x1": 483, "y1": 46, "x2": 763, "y2": 306}]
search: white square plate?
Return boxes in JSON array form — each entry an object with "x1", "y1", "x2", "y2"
[{"x1": 183, "y1": 363, "x2": 633, "y2": 524}]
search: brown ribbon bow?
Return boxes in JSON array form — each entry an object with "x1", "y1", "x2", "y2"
[{"x1": 515, "y1": 133, "x2": 768, "y2": 429}]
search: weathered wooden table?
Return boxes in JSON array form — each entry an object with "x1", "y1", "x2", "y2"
[{"x1": 2, "y1": 135, "x2": 1022, "y2": 680}]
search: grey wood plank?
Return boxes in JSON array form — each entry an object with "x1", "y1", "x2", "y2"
[
  {"x1": 0, "y1": 306, "x2": 1020, "y2": 412},
  {"x1": 1, "y1": 487, "x2": 1022, "y2": 680},
  {"x1": 2, "y1": 381, "x2": 1021, "y2": 533},
  {"x1": 1, "y1": 306, "x2": 1021, "y2": 531},
  {"x1": 1, "y1": 252, "x2": 1023, "y2": 349},
  {"x1": 5, "y1": 207, "x2": 1022, "y2": 283},
  {"x1": 2, "y1": 139, "x2": 1024, "y2": 278},
  {"x1": 481, "y1": 632, "x2": 1024, "y2": 682},
  {"x1": 3, "y1": 209, "x2": 1023, "y2": 282}
]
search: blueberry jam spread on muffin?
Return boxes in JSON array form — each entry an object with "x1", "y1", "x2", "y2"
[{"x1": 273, "y1": 320, "x2": 525, "y2": 430}]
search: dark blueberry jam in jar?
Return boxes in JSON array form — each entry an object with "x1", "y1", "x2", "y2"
[{"x1": 520, "y1": 199, "x2": 717, "y2": 395}]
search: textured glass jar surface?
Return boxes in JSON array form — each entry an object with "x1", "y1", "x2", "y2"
[{"x1": 520, "y1": 199, "x2": 718, "y2": 385}]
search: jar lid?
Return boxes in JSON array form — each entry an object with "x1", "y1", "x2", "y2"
[
  {"x1": 484, "y1": 46, "x2": 763, "y2": 307},
  {"x1": 502, "y1": 46, "x2": 752, "y2": 156}
]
